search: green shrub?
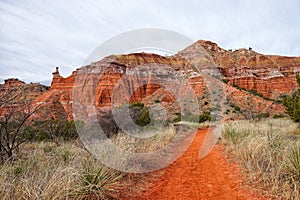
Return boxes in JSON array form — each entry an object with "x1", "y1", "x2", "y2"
[
  {"x1": 30, "y1": 120, "x2": 79, "y2": 142},
  {"x1": 283, "y1": 74, "x2": 300, "y2": 122},
  {"x1": 222, "y1": 79, "x2": 229, "y2": 84},
  {"x1": 173, "y1": 113, "x2": 182, "y2": 123},
  {"x1": 275, "y1": 99, "x2": 283, "y2": 104},
  {"x1": 232, "y1": 84, "x2": 246, "y2": 91},
  {"x1": 135, "y1": 110, "x2": 151, "y2": 127},
  {"x1": 297, "y1": 73, "x2": 300, "y2": 86},
  {"x1": 283, "y1": 93, "x2": 300, "y2": 122},
  {"x1": 257, "y1": 112, "x2": 270, "y2": 119},
  {"x1": 130, "y1": 102, "x2": 144, "y2": 108},
  {"x1": 172, "y1": 111, "x2": 210, "y2": 124},
  {"x1": 248, "y1": 89, "x2": 262, "y2": 97},
  {"x1": 198, "y1": 112, "x2": 211, "y2": 123},
  {"x1": 234, "y1": 106, "x2": 241, "y2": 112},
  {"x1": 273, "y1": 114, "x2": 284, "y2": 119}
]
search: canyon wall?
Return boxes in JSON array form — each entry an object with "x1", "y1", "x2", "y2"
[
  {"x1": 179, "y1": 40, "x2": 300, "y2": 99},
  {"x1": 2, "y1": 40, "x2": 299, "y2": 121}
]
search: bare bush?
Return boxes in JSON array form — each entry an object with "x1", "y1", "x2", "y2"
[{"x1": 0, "y1": 89, "x2": 37, "y2": 162}]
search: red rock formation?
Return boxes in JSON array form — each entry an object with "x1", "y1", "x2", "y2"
[
  {"x1": 33, "y1": 67, "x2": 75, "y2": 120},
  {"x1": 178, "y1": 40, "x2": 300, "y2": 99},
  {"x1": 3, "y1": 78, "x2": 25, "y2": 87},
  {"x1": 3, "y1": 40, "x2": 299, "y2": 122},
  {"x1": 0, "y1": 79, "x2": 49, "y2": 118}
]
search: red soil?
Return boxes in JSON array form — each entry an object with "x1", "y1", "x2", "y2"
[{"x1": 130, "y1": 128, "x2": 264, "y2": 200}]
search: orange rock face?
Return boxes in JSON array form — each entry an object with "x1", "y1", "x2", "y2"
[
  {"x1": 0, "y1": 79, "x2": 49, "y2": 118},
  {"x1": 181, "y1": 40, "x2": 300, "y2": 99},
  {"x1": 2, "y1": 40, "x2": 299, "y2": 121},
  {"x1": 3, "y1": 78, "x2": 25, "y2": 87}
]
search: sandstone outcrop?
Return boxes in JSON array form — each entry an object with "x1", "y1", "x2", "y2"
[
  {"x1": 0, "y1": 78, "x2": 49, "y2": 118},
  {"x1": 2, "y1": 40, "x2": 299, "y2": 122},
  {"x1": 178, "y1": 40, "x2": 300, "y2": 99}
]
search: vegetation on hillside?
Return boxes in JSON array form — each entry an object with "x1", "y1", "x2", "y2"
[{"x1": 283, "y1": 74, "x2": 300, "y2": 122}]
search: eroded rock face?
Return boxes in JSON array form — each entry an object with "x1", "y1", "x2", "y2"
[
  {"x1": 2, "y1": 40, "x2": 299, "y2": 122},
  {"x1": 72, "y1": 54, "x2": 202, "y2": 123},
  {"x1": 178, "y1": 40, "x2": 300, "y2": 99},
  {"x1": 3, "y1": 78, "x2": 25, "y2": 87},
  {"x1": 0, "y1": 79, "x2": 49, "y2": 118}
]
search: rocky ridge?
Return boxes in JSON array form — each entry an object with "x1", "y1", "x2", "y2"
[{"x1": 1, "y1": 40, "x2": 299, "y2": 121}]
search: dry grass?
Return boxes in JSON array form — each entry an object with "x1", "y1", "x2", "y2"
[
  {"x1": 222, "y1": 118, "x2": 300, "y2": 200},
  {"x1": 0, "y1": 141, "x2": 127, "y2": 200},
  {"x1": 112, "y1": 126, "x2": 176, "y2": 153},
  {"x1": 174, "y1": 121, "x2": 211, "y2": 129},
  {"x1": 0, "y1": 125, "x2": 177, "y2": 199}
]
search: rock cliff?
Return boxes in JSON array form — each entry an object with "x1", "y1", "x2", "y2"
[
  {"x1": 2, "y1": 40, "x2": 299, "y2": 122},
  {"x1": 178, "y1": 40, "x2": 300, "y2": 99}
]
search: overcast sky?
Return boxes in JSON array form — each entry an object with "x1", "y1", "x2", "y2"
[{"x1": 0, "y1": 0, "x2": 299, "y2": 84}]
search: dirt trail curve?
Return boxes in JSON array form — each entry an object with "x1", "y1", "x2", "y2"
[{"x1": 130, "y1": 128, "x2": 264, "y2": 200}]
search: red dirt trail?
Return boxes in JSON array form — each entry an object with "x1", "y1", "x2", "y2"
[{"x1": 129, "y1": 128, "x2": 263, "y2": 200}]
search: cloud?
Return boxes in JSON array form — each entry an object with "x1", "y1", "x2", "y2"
[{"x1": 0, "y1": 0, "x2": 299, "y2": 84}]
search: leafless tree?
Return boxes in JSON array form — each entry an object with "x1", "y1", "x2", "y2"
[{"x1": 0, "y1": 88, "x2": 38, "y2": 162}]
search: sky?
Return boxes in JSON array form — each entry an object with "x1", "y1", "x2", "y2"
[{"x1": 0, "y1": 0, "x2": 300, "y2": 85}]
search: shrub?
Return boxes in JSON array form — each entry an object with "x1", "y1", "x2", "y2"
[
  {"x1": 172, "y1": 113, "x2": 182, "y2": 123},
  {"x1": 283, "y1": 74, "x2": 300, "y2": 122},
  {"x1": 256, "y1": 112, "x2": 270, "y2": 119},
  {"x1": 283, "y1": 93, "x2": 300, "y2": 122},
  {"x1": 248, "y1": 89, "x2": 261, "y2": 96},
  {"x1": 130, "y1": 102, "x2": 144, "y2": 108},
  {"x1": 198, "y1": 112, "x2": 211, "y2": 123},
  {"x1": 222, "y1": 79, "x2": 229, "y2": 84},
  {"x1": 172, "y1": 111, "x2": 211, "y2": 124},
  {"x1": 273, "y1": 114, "x2": 284, "y2": 119},
  {"x1": 297, "y1": 73, "x2": 300, "y2": 86},
  {"x1": 234, "y1": 106, "x2": 241, "y2": 112},
  {"x1": 232, "y1": 84, "x2": 246, "y2": 91},
  {"x1": 30, "y1": 120, "x2": 79, "y2": 142},
  {"x1": 135, "y1": 109, "x2": 151, "y2": 127}
]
